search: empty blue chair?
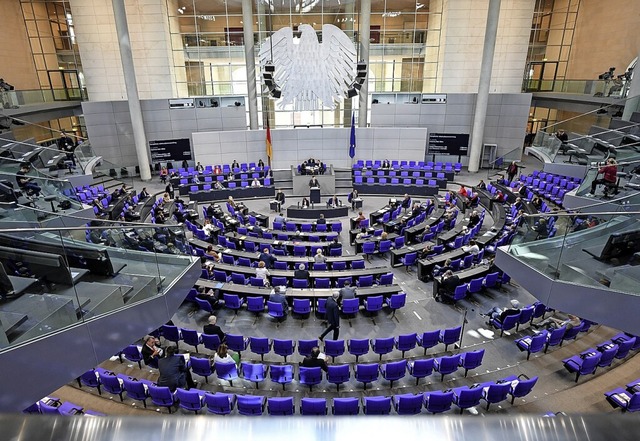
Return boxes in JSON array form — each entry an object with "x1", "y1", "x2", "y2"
[
  {"x1": 357, "y1": 274, "x2": 374, "y2": 287},
  {"x1": 613, "y1": 337, "x2": 636, "y2": 359},
  {"x1": 351, "y1": 259, "x2": 365, "y2": 269},
  {"x1": 249, "y1": 337, "x2": 271, "y2": 361},
  {"x1": 190, "y1": 356, "x2": 213, "y2": 383},
  {"x1": 326, "y1": 364, "x2": 350, "y2": 391},
  {"x1": 122, "y1": 377, "x2": 150, "y2": 408},
  {"x1": 362, "y1": 396, "x2": 391, "y2": 415},
  {"x1": 214, "y1": 362, "x2": 239, "y2": 386},
  {"x1": 231, "y1": 273, "x2": 249, "y2": 285},
  {"x1": 204, "y1": 392, "x2": 236, "y2": 415},
  {"x1": 315, "y1": 278, "x2": 331, "y2": 288},
  {"x1": 267, "y1": 397, "x2": 294, "y2": 416},
  {"x1": 148, "y1": 385, "x2": 176, "y2": 413},
  {"x1": 452, "y1": 386, "x2": 483, "y2": 414},
  {"x1": 201, "y1": 333, "x2": 221, "y2": 352},
  {"x1": 77, "y1": 369, "x2": 101, "y2": 395},
  {"x1": 226, "y1": 334, "x2": 249, "y2": 354},
  {"x1": 269, "y1": 364, "x2": 294, "y2": 390},
  {"x1": 379, "y1": 359, "x2": 407, "y2": 387},
  {"x1": 267, "y1": 301, "x2": 285, "y2": 322},
  {"x1": 237, "y1": 395, "x2": 266, "y2": 416},
  {"x1": 515, "y1": 331, "x2": 547, "y2": 360},
  {"x1": 394, "y1": 333, "x2": 417, "y2": 357},
  {"x1": 482, "y1": 382, "x2": 511, "y2": 410},
  {"x1": 401, "y1": 252, "x2": 417, "y2": 272},
  {"x1": 417, "y1": 330, "x2": 440, "y2": 355},
  {"x1": 180, "y1": 328, "x2": 202, "y2": 353},
  {"x1": 467, "y1": 277, "x2": 484, "y2": 295},
  {"x1": 355, "y1": 363, "x2": 379, "y2": 390},
  {"x1": 333, "y1": 397, "x2": 360, "y2": 415},
  {"x1": 272, "y1": 339, "x2": 295, "y2": 362},
  {"x1": 364, "y1": 295, "x2": 383, "y2": 317},
  {"x1": 378, "y1": 240, "x2": 392, "y2": 257},
  {"x1": 246, "y1": 296, "x2": 265, "y2": 318},
  {"x1": 434, "y1": 354, "x2": 461, "y2": 381},
  {"x1": 605, "y1": 388, "x2": 640, "y2": 412},
  {"x1": 423, "y1": 390, "x2": 454, "y2": 414},
  {"x1": 516, "y1": 305, "x2": 535, "y2": 331},
  {"x1": 341, "y1": 298, "x2": 360, "y2": 317},
  {"x1": 459, "y1": 349, "x2": 485, "y2": 377},
  {"x1": 507, "y1": 375, "x2": 539, "y2": 404},
  {"x1": 332, "y1": 261, "x2": 346, "y2": 270},
  {"x1": 161, "y1": 325, "x2": 181, "y2": 349},
  {"x1": 293, "y1": 278, "x2": 309, "y2": 289},
  {"x1": 563, "y1": 351, "x2": 602, "y2": 382},
  {"x1": 362, "y1": 241, "x2": 376, "y2": 261},
  {"x1": 175, "y1": 388, "x2": 205, "y2": 414},
  {"x1": 271, "y1": 276, "x2": 287, "y2": 287},
  {"x1": 299, "y1": 367, "x2": 323, "y2": 391},
  {"x1": 378, "y1": 273, "x2": 394, "y2": 285},
  {"x1": 388, "y1": 292, "x2": 406, "y2": 318},
  {"x1": 439, "y1": 326, "x2": 462, "y2": 351},
  {"x1": 292, "y1": 298, "x2": 311, "y2": 318},
  {"x1": 241, "y1": 362, "x2": 268, "y2": 388},
  {"x1": 371, "y1": 337, "x2": 394, "y2": 360},
  {"x1": 393, "y1": 393, "x2": 424, "y2": 415},
  {"x1": 324, "y1": 339, "x2": 345, "y2": 361},
  {"x1": 348, "y1": 338, "x2": 370, "y2": 362},
  {"x1": 407, "y1": 358, "x2": 434, "y2": 385},
  {"x1": 300, "y1": 398, "x2": 327, "y2": 415},
  {"x1": 598, "y1": 344, "x2": 619, "y2": 368}
]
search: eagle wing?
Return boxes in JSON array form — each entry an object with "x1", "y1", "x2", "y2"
[
  {"x1": 319, "y1": 24, "x2": 357, "y2": 106},
  {"x1": 258, "y1": 27, "x2": 294, "y2": 97}
]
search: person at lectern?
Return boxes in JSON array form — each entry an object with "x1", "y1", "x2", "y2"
[{"x1": 309, "y1": 175, "x2": 319, "y2": 188}]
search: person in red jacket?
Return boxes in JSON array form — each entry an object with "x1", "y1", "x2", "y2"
[{"x1": 590, "y1": 158, "x2": 618, "y2": 196}]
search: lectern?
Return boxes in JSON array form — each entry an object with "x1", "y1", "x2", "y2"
[{"x1": 310, "y1": 187, "x2": 321, "y2": 204}]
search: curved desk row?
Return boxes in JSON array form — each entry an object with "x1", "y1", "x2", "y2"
[
  {"x1": 189, "y1": 186, "x2": 275, "y2": 202},
  {"x1": 286, "y1": 205, "x2": 349, "y2": 220},
  {"x1": 205, "y1": 261, "x2": 390, "y2": 285},
  {"x1": 354, "y1": 183, "x2": 440, "y2": 196}
]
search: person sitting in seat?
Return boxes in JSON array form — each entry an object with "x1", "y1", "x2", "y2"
[
  {"x1": 476, "y1": 179, "x2": 487, "y2": 190},
  {"x1": 259, "y1": 248, "x2": 277, "y2": 269},
  {"x1": 462, "y1": 239, "x2": 480, "y2": 256},
  {"x1": 432, "y1": 258, "x2": 452, "y2": 279},
  {"x1": 535, "y1": 313, "x2": 581, "y2": 331},
  {"x1": 589, "y1": 158, "x2": 618, "y2": 197},
  {"x1": 255, "y1": 261, "x2": 270, "y2": 286},
  {"x1": 354, "y1": 211, "x2": 366, "y2": 228},
  {"x1": 327, "y1": 195, "x2": 340, "y2": 208},
  {"x1": 458, "y1": 185, "x2": 468, "y2": 197},
  {"x1": 141, "y1": 335, "x2": 163, "y2": 367},
  {"x1": 314, "y1": 248, "x2": 327, "y2": 264},
  {"x1": 157, "y1": 346, "x2": 195, "y2": 391},
  {"x1": 251, "y1": 177, "x2": 261, "y2": 187},
  {"x1": 294, "y1": 263, "x2": 310, "y2": 281},
  {"x1": 382, "y1": 159, "x2": 391, "y2": 169},
  {"x1": 15, "y1": 163, "x2": 41, "y2": 197},
  {"x1": 328, "y1": 237, "x2": 341, "y2": 252},
  {"x1": 203, "y1": 315, "x2": 226, "y2": 342},
  {"x1": 214, "y1": 343, "x2": 238, "y2": 367},
  {"x1": 231, "y1": 160, "x2": 240, "y2": 170},
  {"x1": 301, "y1": 347, "x2": 328, "y2": 372},
  {"x1": 483, "y1": 299, "x2": 520, "y2": 327},
  {"x1": 436, "y1": 270, "x2": 460, "y2": 302},
  {"x1": 258, "y1": 159, "x2": 265, "y2": 168},
  {"x1": 269, "y1": 286, "x2": 289, "y2": 316},
  {"x1": 467, "y1": 210, "x2": 481, "y2": 228},
  {"x1": 401, "y1": 194, "x2": 412, "y2": 211},
  {"x1": 301, "y1": 197, "x2": 310, "y2": 209},
  {"x1": 319, "y1": 162, "x2": 326, "y2": 175},
  {"x1": 317, "y1": 213, "x2": 326, "y2": 225}
]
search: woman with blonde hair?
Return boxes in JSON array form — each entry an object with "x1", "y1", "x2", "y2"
[{"x1": 255, "y1": 260, "x2": 270, "y2": 285}]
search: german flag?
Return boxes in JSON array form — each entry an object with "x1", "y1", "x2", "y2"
[{"x1": 266, "y1": 119, "x2": 273, "y2": 160}]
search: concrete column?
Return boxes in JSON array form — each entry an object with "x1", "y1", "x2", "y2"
[
  {"x1": 111, "y1": 0, "x2": 151, "y2": 180},
  {"x1": 622, "y1": 53, "x2": 640, "y2": 121},
  {"x1": 468, "y1": 0, "x2": 502, "y2": 173},
  {"x1": 357, "y1": 0, "x2": 371, "y2": 128},
  {"x1": 242, "y1": 0, "x2": 259, "y2": 130}
]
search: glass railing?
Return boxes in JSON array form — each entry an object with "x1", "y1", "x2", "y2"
[
  {"x1": 507, "y1": 205, "x2": 640, "y2": 296},
  {"x1": 523, "y1": 78, "x2": 630, "y2": 98},
  {"x1": 0, "y1": 221, "x2": 196, "y2": 350},
  {"x1": 93, "y1": 158, "x2": 135, "y2": 189},
  {"x1": 531, "y1": 131, "x2": 563, "y2": 159},
  {"x1": 1, "y1": 88, "x2": 86, "y2": 108}
]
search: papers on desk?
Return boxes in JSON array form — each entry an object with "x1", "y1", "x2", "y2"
[{"x1": 614, "y1": 393, "x2": 630, "y2": 404}]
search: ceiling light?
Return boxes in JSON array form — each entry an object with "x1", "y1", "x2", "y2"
[{"x1": 416, "y1": 3, "x2": 425, "y2": 10}]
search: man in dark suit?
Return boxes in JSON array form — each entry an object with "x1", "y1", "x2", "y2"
[
  {"x1": 294, "y1": 263, "x2": 310, "y2": 281},
  {"x1": 259, "y1": 248, "x2": 277, "y2": 269},
  {"x1": 437, "y1": 270, "x2": 461, "y2": 302},
  {"x1": 308, "y1": 175, "x2": 319, "y2": 188},
  {"x1": 301, "y1": 346, "x2": 328, "y2": 372},
  {"x1": 339, "y1": 280, "x2": 356, "y2": 300},
  {"x1": 157, "y1": 346, "x2": 195, "y2": 391},
  {"x1": 269, "y1": 286, "x2": 289, "y2": 316},
  {"x1": 328, "y1": 237, "x2": 341, "y2": 251},
  {"x1": 141, "y1": 335, "x2": 163, "y2": 368},
  {"x1": 316, "y1": 213, "x2": 326, "y2": 225},
  {"x1": 203, "y1": 315, "x2": 226, "y2": 342},
  {"x1": 319, "y1": 292, "x2": 340, "y2": 340},
  {"x1": 58, "y1": 130, "x2": 76, "y2": 166}
]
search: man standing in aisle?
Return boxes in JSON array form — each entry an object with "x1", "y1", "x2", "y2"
[{"x1": 319, "y1": 292, "x2": 340, "y2": 341}]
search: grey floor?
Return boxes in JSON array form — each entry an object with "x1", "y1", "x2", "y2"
[{"x1": 50, "y1": 156, "x2": 640, "y2": 416}]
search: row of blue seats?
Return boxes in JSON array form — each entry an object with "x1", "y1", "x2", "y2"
[
  {"x1": 23, "y1": 397, "x2": 104, "y2": 416},
  {"x1": 153, "y1": 373, "x2": 536, "y2": 415},
  {"x1": 169, "y1": 163, "x2": 270, "y2": 175},
  {"x1": 159, "y1": 352, "x2": 486, "y2": 394},
  {"x1": 605, "y1": 376, "x2": 640, "y2": 412},
  {"x1": 353, "y1": 160, "x2": 461, "y2": 172},
  {"x1": 354, "y1": 176, "x2": 443, "y2": 185},
  {"x1": 562, "y1": 333, "x2": 638, "y2": 382},
  {"x1": 151, "y1": 326, "x2": 464, "y2": 361}
]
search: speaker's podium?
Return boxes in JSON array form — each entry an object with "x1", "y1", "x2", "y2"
[{"x1": 310, "y1": 187, "x2": 321, "y2": 204}]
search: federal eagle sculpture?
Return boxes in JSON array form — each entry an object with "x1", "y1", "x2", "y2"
[{"x1": 259, "y1": 24, "x2": 358, "y2": 111}]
